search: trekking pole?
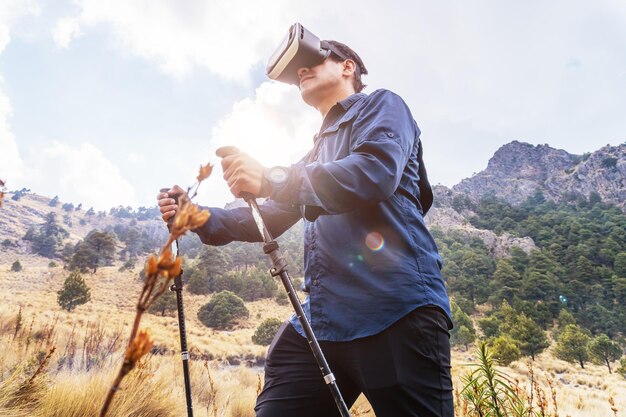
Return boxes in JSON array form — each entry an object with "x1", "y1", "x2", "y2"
[
  {"x1": 241, "y1": 192, "x2": 351, "y2": 417},
  {"x1": 160, "y1": 188, "x2": 194, "y2": 417}
]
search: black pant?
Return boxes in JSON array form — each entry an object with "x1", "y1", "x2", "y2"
[{"x1": 255, "y1": 306, "x2": 454, "y2": 417}]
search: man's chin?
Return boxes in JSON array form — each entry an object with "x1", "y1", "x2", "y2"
[{"x1": 300, "y1": 88, "x2": 318, "y2": 107}]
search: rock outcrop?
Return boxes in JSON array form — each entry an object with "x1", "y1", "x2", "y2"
[{"x1": 452, "y1": 141, "x2": 625, "y2": 210}]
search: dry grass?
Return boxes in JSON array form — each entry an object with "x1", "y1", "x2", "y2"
[{"x1": 1, "y1": 259, "x2": 625, "y2": 416}]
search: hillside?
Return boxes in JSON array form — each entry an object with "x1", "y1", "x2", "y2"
[{"x1": 0, "y1": 192, "x2": 166, "y2": 265}]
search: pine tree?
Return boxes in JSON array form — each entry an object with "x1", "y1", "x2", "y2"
[
  {"x1": 148, "y1": 287, "x2": 177, "y2": 316},
  {"x1": 69, "y1": 230, "x2": 116, "y2": 273},
  {"x1": 23, "y1": 212, "x2": 69, "y2": 258},
  {"x1": 555, "y1": 324, "x2": 591, "y2": 368},
  {"x1": 489, "y1": 335, "x2": 521, "y2": 365},
  {"x1": 57, "y1": 271, "x2": 91, "y2": 311},
  {"x1": 589, "y1": 334, "x2": 622, "y2": 374},
  {"x1": 615, "y1": 252, "x2": 626, "y2": 277},
  {"x1": 490, "y1": 259, "x2": 522, "y2": 303},
  {"x1": 11, "y1": 260, "x2": 22, "y2": 272},
  {"x1": 450, "y1": 301, "x2": 476, "y2": 349},
  {"x1": 503, "y1": 313, "x2": 549, "y2": 360},
  {"x1": 187, "y1": 247, "x2": 231, "y2": 295}
]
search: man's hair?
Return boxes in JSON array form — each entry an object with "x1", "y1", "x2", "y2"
[{"x1": 324, "y1": 40, "x2": 368, "y2": 93}]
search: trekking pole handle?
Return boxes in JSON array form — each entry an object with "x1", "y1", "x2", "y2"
[{"x1": 160, "y1": 187, "x2": 185, "y2": 257}]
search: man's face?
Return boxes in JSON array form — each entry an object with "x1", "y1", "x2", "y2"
[{"x1": 298, "y1": 58, "x2": 347, "y2": 106}]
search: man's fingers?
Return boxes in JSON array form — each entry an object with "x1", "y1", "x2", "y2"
[
  {"x1": 159, "y1": 203, "x2": 177, "y2": 213},
  {"x1": 216, "y1": 146, "x2": 241, "y2": 158},
  {"x1": 161, "y1": 210, "x2": 175, "y2": 221},
  {"x1": 222, "y1": 156, "x2": 244, "y2": 180},
  {"x1": 168, "y1": 185, "x2": 185, "y2": 196}
]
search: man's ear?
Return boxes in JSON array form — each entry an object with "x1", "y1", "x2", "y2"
[{"x1": 342, "y1": 59, "x2": 356, "y2": 77}]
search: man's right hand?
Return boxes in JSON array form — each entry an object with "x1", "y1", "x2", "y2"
[{"x1": 157, "y1": 185, "x2": 186, "y2": 222}]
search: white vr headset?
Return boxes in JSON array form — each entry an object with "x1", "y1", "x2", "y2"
[{"x1": 266, "y1": 23, "x2": 362, "y2": 85}]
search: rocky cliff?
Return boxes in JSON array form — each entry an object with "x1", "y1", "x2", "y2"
[{"x1": 452, "y1": 141, "x2": 626, "y2": 210}]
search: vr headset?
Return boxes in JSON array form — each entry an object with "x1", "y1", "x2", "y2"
[{"x1": 266, "y1": 23, "x2": 359, "y2": 85}]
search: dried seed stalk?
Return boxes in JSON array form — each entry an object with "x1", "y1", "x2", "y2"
[{"x1": 100, "y1": 164, "x2": 212, "y2": 417}]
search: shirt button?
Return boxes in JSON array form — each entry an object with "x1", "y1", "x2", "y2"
[
  {"x1": 386, "y1": 132, "x2": 394, "y2": 138},
  {"x1": 313, "y1": 279, "x2": 320, "y2": 286}
]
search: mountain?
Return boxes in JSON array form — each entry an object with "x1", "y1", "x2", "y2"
[{"x1": 452, "y1": 141, "x2": 626, "y2": 210}]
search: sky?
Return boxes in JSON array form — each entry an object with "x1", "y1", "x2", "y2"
[{"x1": 0, "y1": 0, "x2": 625, "y2": 211}]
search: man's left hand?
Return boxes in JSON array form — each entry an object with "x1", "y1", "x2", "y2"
[{"x1": 216, "y1": 146, "x2": 271, "y2": 198}]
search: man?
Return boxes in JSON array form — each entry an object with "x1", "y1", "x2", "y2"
[{"x1": 158, "y1": 39, "x2": 453, "y2": 417}]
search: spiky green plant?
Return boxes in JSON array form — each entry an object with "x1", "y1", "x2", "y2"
[{"x1": 459, "y1": 342, "x2": 537, "y2": 417}]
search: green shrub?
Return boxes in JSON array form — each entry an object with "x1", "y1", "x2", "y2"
[
  {"x1": 489, "y1": 335, "x2": 521, "y2": 365},
  {"x1": 149, "y1": 287, "x2": 178, "y2": 317},
  {"x1": 601, "y1": 157, "x2": 617, "y2": 169},
  {"x1": 11, "y1": 260, "x2": 22, "y2": 272},
  {"x1": 197, "y1": 291, "x2": 249, "y2": 330},
  {"x1": 57, "y1": 271, "x2": 91, "y2": 311},
  {"x1": 459, "y1": 343, "x2": 535, "y2": 416},
  {"x1": 252, "y1": 318, "x2": 282, "y2": 345},
  {"x1": 617, "y1": 357, "x2": 626, "y2": 379},
  {"x1": 275, "y1": 291, "x2": 288, "y2": 305}
]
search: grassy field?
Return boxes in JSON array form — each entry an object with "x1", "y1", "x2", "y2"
[{"x1": 0, "y1": 260, "x2": 624, "y2": 416}]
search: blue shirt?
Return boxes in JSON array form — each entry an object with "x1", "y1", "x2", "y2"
[{"x1": 195, "y1": 89, "x2": 451, "y2": 342}]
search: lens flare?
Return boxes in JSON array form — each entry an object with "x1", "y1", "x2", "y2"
[{"x1": 365, "y1": 232, "x2": 385, "y2": 251}]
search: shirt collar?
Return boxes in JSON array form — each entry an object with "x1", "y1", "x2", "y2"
[
  {"x1": 317, "y1": 93, "x2": 367, "y2": 140},
  {"x1": 338, "y1": 92, "x2": 366, "y2": 111}
]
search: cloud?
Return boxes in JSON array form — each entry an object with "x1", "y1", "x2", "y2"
[
  {"x1": 0, "y1": 0, "x2": 40, "y2": 53},
  {"x1": 210, "y1": 81, "x2": 317, "y2": 166},
  {"x1": 0, "y1": 82, "x2": 24, "y2": 185},
  {"x1": 57, "y1": 0, "x2": 298, "y2": 81},
  {"x1": 196, "y1": 81, "x2": 319, "y2": 206},
  {"x1": 24, "y1": 141, "x2": 137, "y2": 210},
  {"x1": 52, "y1": 16, "x2": 81, "y2": 48},
  {"x1": 0, "y1": 1, "x2": 43, "y2": 185}
]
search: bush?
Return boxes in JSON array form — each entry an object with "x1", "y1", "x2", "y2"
[
  {"x1": 450, "y1": 301, "x2": 476, "y2": 348},
  {"x1": 601, "y1": 157, "x2": 617, "y2": 169},
  {"x1": 57, "y1": 271, "x2": 91, "y2": 311},
  {"x1": 489, "y1": 335, "x2": 521, "y2": 365},
  {"x1": 617, "y1": 357, "x2": 626, "y2": 379},
  {"x1": 119, "y1": 257, "x2": 137, "y2": 272},
  {"x1": 589, "y1": 334, "x2": 622, "y2": 373},
  {"x1": 11, "y1": 260, "x2": 22, "y2": 272},
  {"x1": 478, "y1": 316, "x2": 501, "y2": 338},
  {"x1": 555, "y1": 324, "x2": 591, "y2": 368},
  {"x1": 275, "y1": 291, "x2": 288, "y2": 305},
  {"x1": 197, "y1": 291, "x2": 249, "y2": 330},
  {"x1": 458, "y1": 343, "x2": 536, "y2": 415},
  {"x1": 149, "y1": 287, "x2": 178, "y2": 317},
  {"x1": 252, "y1": 318, "x2": 282, "y2": 345}
]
